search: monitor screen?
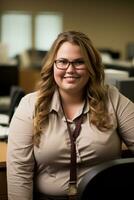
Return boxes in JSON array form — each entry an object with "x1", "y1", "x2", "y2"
[
  {"x1": 116, "y1": 78, "x2": 134, "y2": 102},
  {"x1": 0, "y1": 64, "x2": 19, "y2": 96}
]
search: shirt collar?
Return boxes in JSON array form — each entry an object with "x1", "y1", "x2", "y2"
[
  {"x1": 50, "y1": 89, "x2": 90, "y2": 116},
  {"x1": 50, "y1": 89, "x2": 62, "y2": 113}
]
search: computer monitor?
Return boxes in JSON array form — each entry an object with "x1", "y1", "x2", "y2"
[
  {"x1": 116, "y1": 78, "x2": 134, "y2": 102},
  {"x1": 126, "y1": 43, "x2": 134, "y2": 60},
  {"x1": 104, "y1": 69, "x2": 129, "y2": 86},
  {"x1": 0, "y1": 64, "x2": 19, "y2": 96}
]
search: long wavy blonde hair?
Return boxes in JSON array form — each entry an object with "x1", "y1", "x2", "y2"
[{"x1": 33, "y1": 30, "x2": 112, "y2": 147}]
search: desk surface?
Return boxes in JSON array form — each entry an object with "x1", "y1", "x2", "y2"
[{"x1": 0, "y1": 141, "x2": 7, "y2": 164}]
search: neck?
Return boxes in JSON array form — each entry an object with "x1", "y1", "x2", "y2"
[
  {"x1": 59, "y1": 90, "x2": 85, "y2": 120},
  {"x1": 59, "y1": 90, "x2": 84, "y2": 105}
]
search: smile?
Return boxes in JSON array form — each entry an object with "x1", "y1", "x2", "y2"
[{"x1": 64, "y1": 76, "x2": 80, "y2": 79}]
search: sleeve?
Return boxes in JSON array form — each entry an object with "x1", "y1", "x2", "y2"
[
  {"x1": 108, "y1": 85, "x2": 134, "y2": 152},
  {"x1": 6, "y1": 93, "x2": 36, "y2": 200}
]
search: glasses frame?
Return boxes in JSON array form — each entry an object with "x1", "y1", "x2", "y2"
[{"x1": 54, "y1": 59, "x2": 85, "y2": 70}]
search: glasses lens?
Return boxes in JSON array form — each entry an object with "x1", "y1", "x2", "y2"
[
  {"x1": 73, "y1": 60, "x2": 85, "y2": 68},
  {"x1": 55, "y1": 59, "x2": 85, "y2": 70},
  {"x1": 55, "y1": 59, "x2": 68, "y2": 69}
]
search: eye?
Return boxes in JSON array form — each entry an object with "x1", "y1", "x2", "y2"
[
  {"x1": 74, "y1": 60, "x2": 84, "y2": 66},
  {"x1": 58, "y1": 59, "x2": 68, "y2": 65}
]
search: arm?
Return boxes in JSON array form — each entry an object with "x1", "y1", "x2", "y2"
[
  {"x1": 117, "y1": 96, "x2": 134, "y2": 152},
  {"x1": 109, "y1": 86, "x2": 134, "y2": 152},
  {"x1": 7, "y1": 93, "x2": 36, "y2": 200}
]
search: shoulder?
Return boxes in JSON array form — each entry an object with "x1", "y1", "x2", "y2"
[
  {"x1": 107, "y1": 84, "x2": 120, "y2": 100},
  {"x1": 14, "y1": 91, "x2": 38, "y2": 119},
  {"x1": 20, "y1": 91, "x2": 38, "y2": 105},
  {"x1": 106, "y1": 85, "x2": 119, "y2": 110}
]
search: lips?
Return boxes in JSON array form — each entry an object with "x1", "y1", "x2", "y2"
[
  {"x1": 64, "y1": 76, "x2": 80, "y2": 79},
  {"x1": 63, "y1": 76, "x2": 80, "y2": 83}
]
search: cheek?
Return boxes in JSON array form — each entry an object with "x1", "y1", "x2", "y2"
[
  {"x1": 54, "y1": 68, "x2": 64, "y2": 84},
  {"x1": 81, "y1": 71, "x2": 90, "y2": 82}
]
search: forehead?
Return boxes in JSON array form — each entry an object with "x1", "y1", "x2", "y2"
[{"x1": 56, "y1": 42, "x2": 83, "y2": 59}]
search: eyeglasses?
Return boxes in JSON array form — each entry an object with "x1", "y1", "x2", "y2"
[{"x1": 54, "y1": 59, "x2": 85, "y2": 70}]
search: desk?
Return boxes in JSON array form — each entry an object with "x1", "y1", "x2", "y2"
[
  {"x1": 0, "y1": 141, "x2": 7, "y2": 164},
  {"x1": 0, "y1": 141, "x2": 7, "y2": 199},
  {"x1": 103, "y1": 60, "x2": 134, "y2": 76}
]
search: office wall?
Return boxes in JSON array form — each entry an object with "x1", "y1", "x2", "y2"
[{"x1": 0, "y1": 0, "x2": 134, "y2": 59}]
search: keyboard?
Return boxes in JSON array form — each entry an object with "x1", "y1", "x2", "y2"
[
  {"x1": 0, "y1": 125, "x2": 9, "y2": 139},
  {"x1": 0, "y1": 114, "x2": 9, "y2": 125}
]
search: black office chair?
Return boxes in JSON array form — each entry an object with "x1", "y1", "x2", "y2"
[
  {"x1": 8, "y1": 86, "x2": 25, "y2": 124},
  {"x1": 78, "y1": 158, "x2": 134, "y2": 200},
  {"x1": 0, "y1": 86, "x2": 25, "y2": 126}
]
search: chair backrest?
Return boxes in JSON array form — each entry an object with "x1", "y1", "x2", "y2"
[
  {"x1": 8, "y1": 86, "x2": 25, "y2": 123},
  {"x1": 78, "y1": 158, "x2": 134, "y2": 200}
]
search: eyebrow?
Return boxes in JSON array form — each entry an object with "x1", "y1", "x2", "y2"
[{"x1": 57, "y1": 58, "x2": 84, "y2": 61}]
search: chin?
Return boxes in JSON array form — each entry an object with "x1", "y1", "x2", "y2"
[{"x1": 63, "y1": 87, "x2": 80, "y2": 93}]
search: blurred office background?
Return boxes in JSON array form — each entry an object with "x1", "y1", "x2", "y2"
[
  {"x1": 0, "y1": 1, "x2": 134, "y2": 198},
  {"x1": 0, "y1": 0, "x2": 134, "y2": 94}
]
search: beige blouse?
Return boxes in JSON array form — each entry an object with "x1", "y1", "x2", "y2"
[{"x1": 7, "y1": 85, "x2": 134, "y2": 200}]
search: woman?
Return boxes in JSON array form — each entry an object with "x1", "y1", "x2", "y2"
[{"x1": 7, "y1": 31, "x2": 134, "y2": 200}]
